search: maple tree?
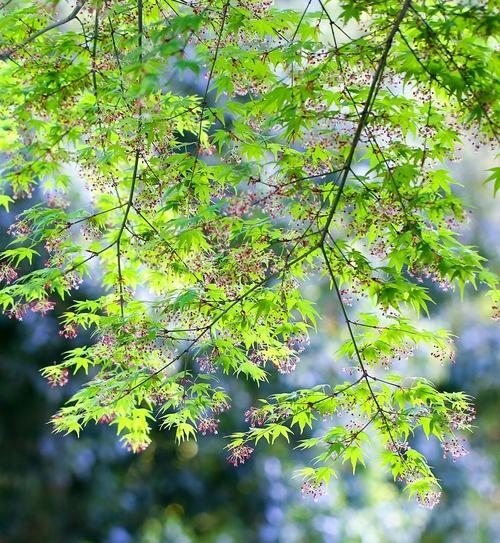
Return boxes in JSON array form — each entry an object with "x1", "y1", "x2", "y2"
[{"x1": 0, "y1": 0, "x2": 498, "y2": 508}]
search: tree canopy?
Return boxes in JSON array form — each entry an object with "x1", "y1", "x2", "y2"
[{"x1": 0, "y1": 0, "x2": 498, "y2": 509}]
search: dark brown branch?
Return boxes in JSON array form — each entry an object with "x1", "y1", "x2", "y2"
[
  {"x1": 321, "y1": 243, "x2": 407, "y2": 462},
  {"x1": 319, "y1": 0, "x2": 413, "y2": 246}
]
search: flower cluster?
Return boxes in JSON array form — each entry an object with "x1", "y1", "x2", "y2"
[
  {"x1": 339, "y1": 287, "x2": 362, "y2": 307},
  {"x1": 125, "y1": 440, "x2": 150, "y2": 454},
  {"x1": 197, "y1": 417, "x2": 220, "y2": 435},
  {"x1": 448, "y1": 406, "x2": 476, "y2": 430},
  {"x1": 442, "y1": 438, "x2": 469, "y2": 462},
  {"x1": 244, "y1": 406, "x2": 268, "y2": 427},
  {"x1": 275, "y1": 354, "x2": 299, "y2": 375},
  {"x1": 430, "y1": 342, "x2": 456, "y2": 365},
  {"x1": 386, "y1": 440, "x2": 409, "y2": 454},
  {"x1": 46, "y1": 193, "x2": 70, "y2": 208},
  {"x1": 237, "y1": 0, "x2": 273, "y2": 17},
  {"x1": 227, "y1": 445, "x2": 254, "y2": 467},
  {"x1": 416, "y1": 490, "x2": 442, "y2": 510},
  {"x1": 30, "y1": 299, "x2": 56, "y2": 316},
  {"x1": 492, "y1": 303, "x2": 500, "y2": 322},
  {"x1": 5, "y1": 299, "x2": 55, "y2": 320},
  {"x1": 301, "y1": 481, "x2": 327, "y2": 502},
  {"x1": 379, "y1": 343, "x2": 415, "y2": 368},
  {"x1": 397, "y1": 464, "x2": 442, "y2": 509},
  {"x1": 212, "y1": 399, "x2": 231, "y2": 415},
  {"x1": 59, "y1": 322, "x2": 78, "y2": 339},
  {"x1": 0, "y1": 263, "x2": 18, "y2": 284},
  {"x1": 62, "y1": 271, "x2": 83, "y2": 291},
  {"x1": 47, "y1": 368, "x2": 69, "y2": 388},
  {"x1": 408, "y1": 265, "x2": 454, "y2": 292},
  {"x1": 197, "y1": 352, "x2": 217, "y2": 374},
  {"x1": 98, "y1": 413, "x2": 116, "y2": 424},
  {"x1": 7, "y1": 216, "x2": 32, "y2": 238},
  {"x1": 5, "y1": 303, "x2": 29, "y2": 321},
  {"x1": 286, "y1": 334, "x2": 310, "y2": 354}
]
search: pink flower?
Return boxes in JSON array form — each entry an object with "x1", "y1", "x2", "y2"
[
  {"x1": 244, "y1": 407, "x2": 267, "y2": 427},
  {"x1": 301, "y1": 481, "x2": 327, "y2": 502},
  {"x1": 416, "y1": 490, "x2": 441, "y2": 509},
  {"x1": 0, "y1": 262, "x2": 18, "y2": 284},
  {"x1": 30, "y1": 299, "x2": 55, "y2": 316},
  {"x1": 212, "y1": 400, "x2": 231, "y2": 415},
  {"x1": 442, "y1": 438, "x2": 469, "y2": 462},
  {"x1": 99, "y1": 413, "x2": 116, "y2": 424},
  {"x1": 125, "y1": 441, "x2": 150, "y2": 453},
  {"x1": 7, "y1": 217, "x2": 32, "y2": 237},
  {"x1": 47, "y1": 368, "x2": 69, "y2": 388},
  {"x1": 197, "y1": 417, "x2": 220, "y2": 435},
  {"x1": 275, "y1": 354, "x2": 299, "y2": 375},
  {"x1": 197, "y1": 354, "x2": 216, "y2": 373},
  {"x1": 6, "y1": 303, "x2": 29, "y2": 321},
  {"x1": 59, "y1": 323, "x2": 78, "y2": 339},
  {"x1": 227, "y1": 445, "x2": 254, "y2": 466}
]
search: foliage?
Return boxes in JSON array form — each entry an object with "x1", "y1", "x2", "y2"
[{"x1": 0, "y1": 0, "x2": 498, "y2": 509}]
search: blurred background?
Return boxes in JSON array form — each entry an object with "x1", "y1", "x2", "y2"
[{"x1": 0, "y1": 145, "x2": 498, "y2": 543}]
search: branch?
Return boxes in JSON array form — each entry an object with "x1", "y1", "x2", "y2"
[
  {"x1": 319, "y1": 0, "x2": 413, "y2": 246},
  {"x1": 0, "y1": 0, "x2": 88, "y2": 60},
  {"x1": 187, "y1": 0, "x2": 230, "y2": 192},
  {"x1": 116, "y1": 0, "x2": 143, "y2": 317},
  {"x1": 116, "y1": 132, "x2": 140, "y2": 318},
  {"x1": 321, "y1": 243, "x2": 407, "y2": 462}
]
